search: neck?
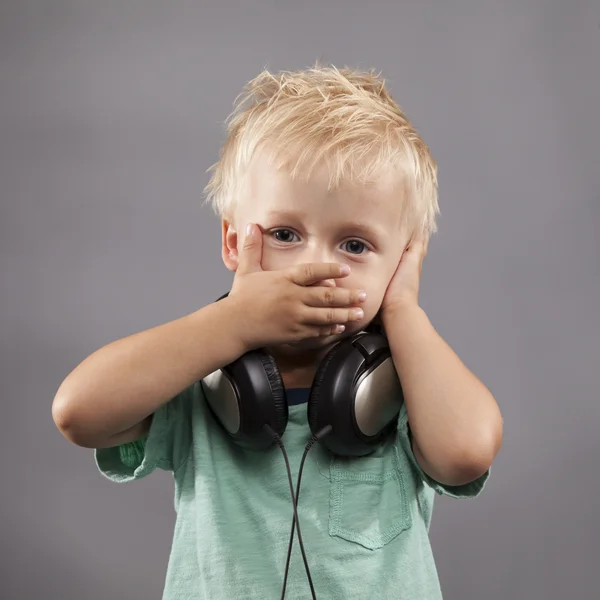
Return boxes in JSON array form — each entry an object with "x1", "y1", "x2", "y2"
[{"x1": 266, "y1": 344, "x2": 332, "y2": 389}]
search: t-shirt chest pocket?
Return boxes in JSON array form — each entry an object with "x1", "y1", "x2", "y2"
[{"x1": 328, "y1": 444, "x2": 413, "y2": 550}]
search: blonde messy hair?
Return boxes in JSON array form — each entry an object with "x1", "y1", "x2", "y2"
[{"x1": 203, "y1": 63, "x2": 439, "y2": 238}]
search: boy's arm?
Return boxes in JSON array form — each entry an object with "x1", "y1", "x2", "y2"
[
  {"x1": 52, "y1": 298, "x2": 247, "y2": 449},
  {"x1": 382, "y1": 303, "x2": 503, "y2": 487}
]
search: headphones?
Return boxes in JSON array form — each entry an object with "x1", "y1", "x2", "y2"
[{"x1": 201, "y1": 293, "x2": 405, "y2": 457}]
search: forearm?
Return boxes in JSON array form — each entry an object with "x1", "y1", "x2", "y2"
[
  {"x1": 52, "y1": 298, "x2": 246, "y2": 447},
  {"x1": 382, "y1": 303, "x2": 503, "y2": 485}
]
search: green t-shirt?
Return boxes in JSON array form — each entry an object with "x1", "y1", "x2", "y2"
[{"x1": 95, "y1": 382, "x2": 489, "y2": 599}]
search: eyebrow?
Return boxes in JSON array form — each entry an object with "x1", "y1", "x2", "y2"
[
  {"x1": 265, "y1": 209, "x2": 307, "y2": 222},
  {"x1": 264, "y1": 209, "x2": 386, "y2": 240}
]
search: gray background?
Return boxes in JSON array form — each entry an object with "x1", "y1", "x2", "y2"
[{"x1": 1, "y1": 1, "x2": 598, "y2": 598}]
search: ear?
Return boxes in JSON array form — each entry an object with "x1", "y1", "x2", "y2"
[{"x1": 221, "y1": 219, "x2": 239, "y2": 272}]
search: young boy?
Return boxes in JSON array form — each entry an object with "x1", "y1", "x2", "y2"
[{"x1": 52, "y1": 64, "x2": 503, "y2": 599}]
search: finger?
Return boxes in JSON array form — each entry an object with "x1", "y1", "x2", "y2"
[
  {"x1": 304, "y1": 286, "x2": 367, "y2": 308},
  {"x1": 289, "y1": 262, "x2": 350, "y2": 286},
  {"x1": 404, "y1": 235, "x2": 426, "y2": 259},
  {"x1": 410, "y1": 231, "x2": 429, "y2": 255},
  {"x1": 236, "y1": 223, "x2": 263, "y2": 274},
  {"x1": 314, "y1": 323, "x2": 347, "y2": 337},
  {"x1": 307, "y1": 278, "x2": 336, "y2": 288},
  {"x1": 303, "y1": 305, "x2": 365, "y2": 326}
]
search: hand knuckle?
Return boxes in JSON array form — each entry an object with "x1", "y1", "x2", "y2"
[
  {"x1": 303, "y1": 264, "x2": 314, "y2": 280},
  {"x1": 294, "y1": 305, "x2": 306, "y2": 321},
  {"x1": 324, "y1": 289, "x2": 335, "y2": 305}
]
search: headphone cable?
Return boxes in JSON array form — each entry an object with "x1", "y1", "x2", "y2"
[
  {"x1": 272, "y1": 424, "x2": 333, "y2": 600},
  {"x1": 264, "y1": 424, "x2": 318, "y2": 600}
]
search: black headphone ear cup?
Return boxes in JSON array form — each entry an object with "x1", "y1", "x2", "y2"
[
  {"x1": 308, "y1": 332, "x2": 402, "y2": 456},
  {"x1": 205, "y1": 348, "x2": 288, "y2": 451},
  {"x1": 209, "y1": 293, "x2": 289, "y2": 449},
  {"x1": 307, "y1": 344, "x2": 339, "y2": 436},
  {"x1": 257, "y1": 350, "x2": 287, "y2": 436}
]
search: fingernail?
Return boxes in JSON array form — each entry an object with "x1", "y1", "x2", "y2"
[
  {"x1": 246, "y1": 223, "x2": 253, "y2": 236},
  {"x1": 354, "y1": 308, "x2": 364, "y2": 319},
  {"x1": 340, "y1": 264, "x2": 350, "y2": 274},
  {"x1": 357, "y1": 291, "x2": 367, "y2": 302}
]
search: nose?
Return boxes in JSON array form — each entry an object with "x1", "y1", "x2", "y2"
[{"x1": 302, "y1": 243, "x2": 337, "y2": 287}]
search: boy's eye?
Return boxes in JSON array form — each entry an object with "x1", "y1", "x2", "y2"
[
  {"x1": 343, "y1": 240, "x2": 367, "y2": 254},
  {"x1": 270, "y1": 230, "x2": 367, "y2": 254},
  {"x1": 272, "y1": 229, "x2": 298, "y2": 243}
]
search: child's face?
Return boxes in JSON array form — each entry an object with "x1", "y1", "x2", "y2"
[{"x1": 222, "y1": 150, "x2": 410, "y2": 349}]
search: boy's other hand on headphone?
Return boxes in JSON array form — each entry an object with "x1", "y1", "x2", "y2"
[{"x1": 227, "y1": 223, "x2": 367, "y2": 351}]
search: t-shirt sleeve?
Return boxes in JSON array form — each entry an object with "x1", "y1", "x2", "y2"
[
  {"x1": 94, "y1": 382, "x2": 196, "y2": 483},
  {"x1": 396, "y1": 403, "x2": 490, "y2": 498}
]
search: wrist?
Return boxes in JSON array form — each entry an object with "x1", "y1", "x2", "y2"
[
  {"x1": 216, "y1": 295, "x2": 259, "y2": 354},
  {"x1": 381, "y1": 301, "x2": 424, "y2": 327}
]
